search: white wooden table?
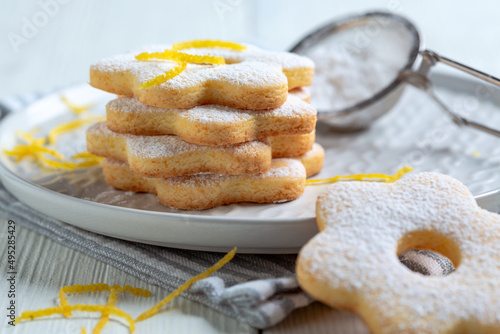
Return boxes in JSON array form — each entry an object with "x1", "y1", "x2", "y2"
[{"x1": 1, "y1": 1, "x2": 500, "y2": 333}]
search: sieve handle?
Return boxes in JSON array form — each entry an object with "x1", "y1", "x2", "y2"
[
  {"x1": 420, "y1": 50, "x2": 500, "y2": 86},
  {"x1": 402, "y1": 50, "x2": 500, "y2": 138}
]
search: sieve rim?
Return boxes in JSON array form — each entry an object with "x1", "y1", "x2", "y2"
[{"x1": 290, "y1": 11, "x2": 421, "y2": 120}]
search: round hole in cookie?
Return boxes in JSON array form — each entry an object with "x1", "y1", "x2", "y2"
[{"x1": 397, "y1": 230, "x2": 460, "y2": 275}]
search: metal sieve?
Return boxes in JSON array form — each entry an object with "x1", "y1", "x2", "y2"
[{"x1": 290, "y1": 11, "x2": 500, "y2": 137}]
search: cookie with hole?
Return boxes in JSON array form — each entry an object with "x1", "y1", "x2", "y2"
[{"x1": 297, "y1": 172, "x2": 500, "y2": 334}]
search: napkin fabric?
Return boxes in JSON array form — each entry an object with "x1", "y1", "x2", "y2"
[{"x1": 0, "y1": 92, "x2": 314, "y2": 329}]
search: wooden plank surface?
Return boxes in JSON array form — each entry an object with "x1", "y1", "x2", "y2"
[{"x1": 0, "y1": 218, "x2": 257, "y2": 334}]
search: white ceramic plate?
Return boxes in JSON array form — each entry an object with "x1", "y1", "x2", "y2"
[{"x1": 1, "y1": 73, "x2": 500, "y2": 253}]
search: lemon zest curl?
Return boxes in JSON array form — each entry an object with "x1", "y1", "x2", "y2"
[
  {"x1": 172, "y1": 39, "x2": 247, "y2": 51},
  {"x1": 137, "y1": 39, "x2": 246, "y2": 88},
  {"x1": 306, "y1": 166, "x2": 413, "y2": 185}
]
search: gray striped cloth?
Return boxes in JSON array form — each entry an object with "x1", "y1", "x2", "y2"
[{"x1": 0, "y1": 93, "x2": 454, "y2": 329}]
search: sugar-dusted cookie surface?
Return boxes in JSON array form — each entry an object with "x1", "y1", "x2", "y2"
[
  {"x1": 296, "y1": 172, "x2": 500, "y2": 334},
  {"x1": 102, "y1": 144, "x2": 324, "y2": 210},
  {"x1": 106, "y1": 94, "x2": 316, "y2": 145},
  {"x1": 86, "y1": 122, "x2": 270, "y2": 178},
  {"x1": 103, "y1": 158, "x2": 305, "y2": 210},
  {"x1": 90, "y1": 44, "x2": 314, "y2": 110},
  {"x1": 86, "y1": 122, "x2": 314, "y2": 178}
]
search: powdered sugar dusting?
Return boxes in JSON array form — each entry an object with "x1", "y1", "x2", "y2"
[
  {"x1": 90, "y1": 44, "x2": 312, "y2": 90},
  {"x1": 262, "y1": 159, "x2": 305, "y2": 179},
  {"x1": 304, "y1": 24, "x2": 411, "y2": 112},
  {"x1": 308, "y1": 45, "x2": 401, "y2": 111},
  {"x1": 164, "y1": 158, "x2": 306, "y2": 187},
  {"x1": 299, "y1": 172, "x2": 500, "y2": 332},
  {"x1": 132, "y1": 135, "x2": 269, "y2": 159},
  {"x1": 88, "y1": 121, "x2": 270, "y2": 159},
  {"x1": 107, "y1": 94, "x2": 316, "y2": 125},
  {"x1": 180, "y1": 44, "x2": 314, "y2": 70}
]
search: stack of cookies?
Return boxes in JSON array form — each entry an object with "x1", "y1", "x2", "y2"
[{"x1": 87, "y1": 41, "x2": 324, "y2": 210}]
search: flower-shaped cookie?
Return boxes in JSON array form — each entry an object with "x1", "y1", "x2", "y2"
[
  {"x1": 86, "y1": 122, "x2": 315, "y2": 178},
  {"x1": 297, "y1": 172, "x2": 500, "y2": 333},
  {"x1": 105, "y1": 94, "x2": 317, "y2": 146},
  {"x1": 90, "y1": 44, "x2": 314, "y2": 110}
]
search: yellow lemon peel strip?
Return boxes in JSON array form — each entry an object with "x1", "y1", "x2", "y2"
[
  {"x1": 37, "y1": 154, "x2": 100, "y2": 170},
  {"x1": 72, "y1": 152, "x2": 99, "y2": 160},
  {"x1": 61, "y1": 283, "x2": 150, "y2": 297},
  {"x1": 69, "y1": 152, "x2": 103, "y2": 169},
  {"x1": 58, "y1": 287, "x2": 72, "y2": 317},
  {"x1": 60, "y1": 95, "x2": 94, "y2": 115},
  {"x1": 139, "y1": 61, "x2": 187, "y2": 89},
  {"x1": 136, "y1": 49, "x2": 225, "y2": 65},
  {"x1": 92, "y1": 286, "x2": 119, "y2": 334},
  {"x1": 15, "y1": 304, "x2": 135, "y2": 332},
  {"x1": 306, "y1": 166, "x2": 414, "y2": 185},
  {"x1": 4, "y1": 131, "x2": 63, "y2": 162},
  {"x1": 172, "y1": 39, "x2": 247, "y2": 51},
  {"x1": 137, "y1": 39, "x2": 245, "y2": 88},
  {"x1": 5, "y1": 131, "x2": 102, "y2": 170},
  {"x1": 48, "y1": 116, "x2": 104, "y2": 144},
  {"x1": 136, "y1": 247, "x2": 237, "y2": 322},
  {"x1": 16, "y1": 284, "x2": 151, "y2": 333},
  {"x1": 121, "y1": 285, "x2": 151, "y2": 297}
]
